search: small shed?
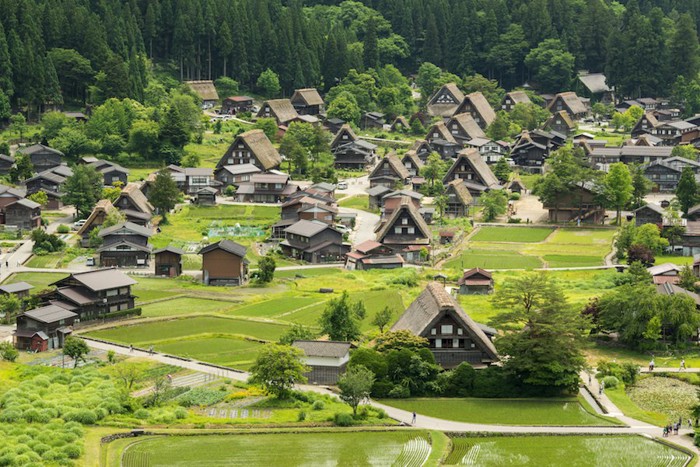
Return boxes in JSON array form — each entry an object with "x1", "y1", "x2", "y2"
[
  {"x1": 439, "y1": 230, "x2": 456, "y2": 245},
  {"x1": 0, "y1": 281, "x2": 33, "y2": 299},
  {"x1": 458, "y1": 268, "x2": 494, "y2": 295},
  {"x1": 193, "y1": 187, "x2": 217, "y2": 206},
  {"x1": 154, "y1": 246, "x2": 184, "y2": 277},
  {"x1": 292, "y1": 340, "x2": 353, "y2": 385}
]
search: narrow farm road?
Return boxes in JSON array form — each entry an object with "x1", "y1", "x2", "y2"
[{"x1": 81, "y1": 337, "x2": 700, "y2": 459}]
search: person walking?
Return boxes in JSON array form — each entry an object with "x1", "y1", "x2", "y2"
[
  {"x1": 412, "y1": 412, "x2": 416, "y2": 425},
  {"x1": 129, "y1": 344, "x2": 133, "y2": 353},
  {"x1": 599, "y1": 380, "x2": 605, "y2": 395},
  {"x1": 149, "y1": 345, "x2": 154, "y2": 355},
  {"x1": 680, "y1": 359, "x2": 686, "y2": 371},
  {"x1": 649, "y1": 359, "x2": 655, "y2": 371}
]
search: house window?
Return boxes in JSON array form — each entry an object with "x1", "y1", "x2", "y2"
[
  {"x1": 274, "y1": 183, "x2": 283, "y2": 189},
  {"x1": 111, "y1": 176, "x2": 120, "y2": 183},
  {"x1": 106, "y1": 289, "x2": 118, "y2": 297},
  {"x1": 457, "y1": 328, "x2": 463, "y2": 335},
  {"x1": 443, "y1": 339, "x2": 453, "y2": 348},
  {"x1": 441, "y1": 324, "x2": 453, "y2": 334},
  {"x1": 435, "y1": 338, "x2": 442, "y2": 348},
  {"x1": 401, "y1": 218, "x2": 408, "y2": 225},
  {"x1": 453, "y1": 339, "x2": 459, "y2": 348},
  {"x1": 394, "y1": 227, "x2": 402, "y2": 234},
  {"x1": 430, "y1": 328, "x2": 436, "y2": 335},
  {"x1": 407, "y1": 227, "x2": 414, "y2": 234},
  {"x1": 342, "y1": 134, "x2": 348, "y2": 139}
]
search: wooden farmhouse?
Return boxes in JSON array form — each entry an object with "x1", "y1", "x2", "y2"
[
  {"x1": 257, "y1": 99, "x2": 299, "y2": 125},
  {"x1": 369, "y1": 153, "x2": 411, "y2": 189},
  {"x1": 0, "y1": 154, "x2": 15, "y2": 176},
  {"x1": 5, "y1": 198, "x2": 41, "y2": 230},
  {"x1": 542, "y1": 182, "x2": 604, "y2": 223},
  {"x1": 166, "y1": 165, "x2": 218, "y2": 194},
  {"x1": 458, "y1": 268, "x2": 494, "y2": 295},
  {"x1": 360, "y1": 111, "x2": 386, "y2": 130},
  {"x1": 392, "y1": 282, "x2": 499, "y2": 368},
  {"x1": 44, "y1": 269, "x2": 137, "y2": 319},
  {"x1": 452, "y1": 92, "x2": 496, "y2": 129},
  {"x1": 292, "y1": 340, "x2": 352, "y2": 385},
  {"x1": 221, "y1": 96, "x2": 254, "y2": 114},
  {"x1": 88, "y1": 159, "x2": 129, "y2": 186},
  {"x1": 96, "y1": 221, "x2": 152, "y2": 267},
  {"x1": 547, "y1": 92, "x2": 588, "y2": 120},
  {"x1": 390, "y1": 116, "x2": 409, "y2": 132},
  {"x1": 199, "y1": 240, "x2": 249, "y2": 286},
  {"x1": 281, "y1": 220, "x2": 348, "y2": 263},
  {"x1": 114, "y1": 183, "x2": 154, "y2": 226},
  {"x1": 427, "y1": 82, "x2": 465, "y2": 117},
  {"x1": 217, "y1": 129, "x2": 282, "y2": 175},
  {"x1": 14, "y1": 305, "x2": 77, "y2": 352},
  {"x1": 330, "y1": 124, "x2": 377, "y2": 169},
  {"x1": 443, "y1": 149, "x2": 500, "y2": 198},
  {"x1": 634, "y1": 203, "x2": 664, "y2": 228},
  {"x1": 214, "y1": 163, "x2": 261, "y2": 188},
  {"x1": 543, "y1": 110, "x2": 576, "y2": 136},
  {"x1": 185, "y1": 80, "x2": 219, "y2": 108},
  {"x1": 446, "y1": 113, "x2": 487, "y2": 143},
  {"x1": 235, "y1": 173, "x2": 297, "y2": 203},
  {"x1": 290, "y1": 88, "x2": 324, "y2": 115},
  {"x1": 154, "y1": 246, "x2": 184, "y2": 277},
  {"x1": 77, "y1": 199, "x2": 115, "y2": 246},
  {"x1": 17, "y1": 144, "x2": 63, "y2": 173},
  {"x1": 24, "y1": 169, "x2": 69, "y2": 210},
  {"x1": 192, "y1": 187, "x2": 217, "y2": 206},
  {"x1": 401, "y1": 150, "x2": 424, "y2": 177},
  {"x1": 500, "y1": 91, "x2": 531, "y2": 111},
  {"x1": 444, "y1": 179, "x2": 473, "y2": 218},
  {"x1": 409, "y1": 140, "x2": 433, "y2": 162},
  {"x1": 375, "y1": 196, "x2": 431, "y2": 263},
  {"x1": 425, "y1": 121, "x2": 460, "y2": 159},
  {"x1": 345, "y1": 240, "x2": 404, "y2": 270}
]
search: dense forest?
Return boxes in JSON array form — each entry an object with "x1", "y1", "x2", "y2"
[{"x1": 2, "y1": 0, "x2": 700, "y2": 115}]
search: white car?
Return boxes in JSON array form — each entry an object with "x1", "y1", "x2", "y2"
[
  {"x1": 337, "y1": 182, "x2": 348, "y2": 190},
  {"x1": 73, "y1": 219, "x2": 87, "y2": 228},
  {"x1": 334, "y1": 224, "x2": 350, "y2": 234}
]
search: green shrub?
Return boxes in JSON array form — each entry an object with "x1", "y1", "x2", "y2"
[
  {"x1": 387, "y1": 385, "x2": 410, "y2": 398},
  {"x1": 174, "y1": 408, "x2": 188, "y2": 419},
  {"x1": 312, "y1": 400, "x2": 324, "y2": 411},
  {"x1": 134, "y1": 409, "x2": 150, "y2": 419},
  {"x1": 509, "y1": 192, "x2": 521, "y2": 201},
  {"x1": 63, "y1": 409, "x2": 97, "y2": 425},
  {"x1": 602, "y1": 376, "x2": 620, "y2": 389},
  {"x1": 297, "y1": 410, "x2": 307, "y2": 421},
  {"x1": 334, "y1": 412, "x2": 353, "y2": 427},
  {"x1": 63, "y1": 444, "x2": 81, "y2": 459},
  {"x1": 56, "y1": 224, "x2": 70, "y2": 234}
]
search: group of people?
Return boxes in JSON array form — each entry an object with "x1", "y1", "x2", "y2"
[
  {"x1": 648, "y1": 358, "x2": 687, "y2": 372},
  {"x1": 663, "y1": 418, "x2": 693, "y2": 437}
]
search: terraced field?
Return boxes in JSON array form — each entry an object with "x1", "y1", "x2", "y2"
[
  {"x1": 120, "y1": 431, "x2": 431, "y2": 467},
  {"x1": 444, "y1": 435, "x2": 690, "y2": 466}
]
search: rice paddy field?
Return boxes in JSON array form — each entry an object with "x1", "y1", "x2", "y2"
[
  {"x1": 379, "y1": 397, "x2": 620, "y2": 426},
  {"x1": 443, "y1": 435, "x2": 690, "y2": 466},
  {"x1": 118, "y1": 431, "x2": 432, "y2": 467},
  {"x1": 445, "y1": 226, "x2": 616, "y2": 270}
]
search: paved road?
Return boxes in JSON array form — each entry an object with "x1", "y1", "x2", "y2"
[
  {"x1": 343, "y1": 207, "x2": 379, "y2": 245},
  {"x1": 80, "y1": 338, "x2": 700, "y2": 457}
]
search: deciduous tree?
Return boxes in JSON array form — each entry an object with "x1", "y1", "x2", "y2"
[
  {"x1": 63, "y1": 165, "x2": 104, "y2": 219},
  {"x1": 319, "y1": 291, "x2": 366, "y2": 341},
  {"x1": 249, "y1": 344, "x2": 308, "y2": 398},
  {"x1": 63, "y1": 337, "x2": 90, "y2": 368},
  {"x1": 338, "y1": 365, "x2": 375, "y2": 415},
  {"x1": 148, "y1": 168, "x2": 179, "y2": 222}
]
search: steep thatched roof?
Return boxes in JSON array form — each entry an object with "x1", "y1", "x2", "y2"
[
  {"x1": 504, "y1": 91, "x2": 531, "y2": 106},
  {"x1": 444, "y1": 149, "x2": 500, "y2": 187},
  {"x1": 220, "y1": 129, "x2": 282, "y2": 171},
  {"x1": 77, "y1": 199, "x2": 115, "y2": 236},
  {"x1": 456, "y1": 92, "x2": 496, "y2": 126},
  {"x1": 375, "y1": 196, "x2": 431, "y2": 243},
  {"x1": 185, "y1": 80, "x2": 219, "y2": 101},
  {"x1": 446, "y1": 179, "x2": 473, "y2": 206},
  {"x1": 548, "y1": 92, "x2": 587, "y2": 116},
  {"x1": 391, "y1": 282, "x2": 499, "y2": 361},
  {"x1": 291, "y1": 88, "x2": 324, "y2": 106},
  {"x1": 369, "y1": 153, "x2": 411, "y2": 181},
  {"x1": 448, "y1": 113, "x2": 486, "y2": 140},
  {"x1": 258, "y1": 99, "x2": 299, "y2": 124},
  {"x1": 426, "y1": 121, "x2": 457, "y2": 144},
  {"x1": 331, "y1": 124, "x2": 358, "y2": 148}
]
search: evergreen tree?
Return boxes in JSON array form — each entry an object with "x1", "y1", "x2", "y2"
[
  {"x1": 363, "y1": 18, "x2": 379, "y2": 70},
  {"x1": 676, "y1": 167, "x2": 699, "y2": 216},
  {"x1": 148, "y1": 168, "x2": 179, "y2": 222},
  {"x1": 63, "y1": 165, "x2": 104, "y2": 219},
  {"x1": 670, "y1": 14, "x2": 700, "y2": 82}
]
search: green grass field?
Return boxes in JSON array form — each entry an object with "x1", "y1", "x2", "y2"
[
  {"x1": 338, "y1": 195, "x2": 370, "y2": 211},
  {"x1": 446, "y1": 227, "x2": 615, "y2": 270},
  {"x1": 154, "y1": 337, "x2": 260, "y2": 369},
  {"x1": 141, "y1": 297, "x2": 239, "y2": 317},
  {"x1": 2, "y1": 271, "x2": 68, "y2": 291},
  {"x1": 227, "y1": 296, "x2": 321, "y2": 318},
  {"x1": 470, "y1": 227, "x2": 554, "y2": 243},
  {"x1": 380, "y1": 397, "x2": 619, "y2": 426},
  {"x1": 275, "y1": 267, "x2": 343, "y2": 279},
  {"x1": 444, "y1": 435, "x2": 689, "y2": 466},
  {"x1": 120, "y1": 431, "x2": 432, "y2": 467},
  {"x1": 85, "y1": 316, "x2": 289, "y2": 344}
]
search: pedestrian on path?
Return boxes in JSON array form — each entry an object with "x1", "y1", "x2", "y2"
[
  {"x1": 412, "y1": 412, "x2": 416, "y2": 425},
  {"x1": 689, "y1": 419, "x2": 693, "y2": 429},
  {"x1": 149, "y1": 345, "x2": 154, "y2": 355},
  {"x1": 680, "y1": 359, "x2": 686, "y2": 371},
  {"x1": 663, "y1": 426, "x2": 668, "y2": 437},
  {"x1": 129, "y1": 344, "x2": 133, "y2": 353},
  {"x1": 599, "y1": 381, "x2": 604, "y2": 395},
  {"x1": 649, "y1": 359, "x2": 655, "y2": 371}
]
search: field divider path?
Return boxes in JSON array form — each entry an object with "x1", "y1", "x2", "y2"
[
  {"x1": 273, "y1": 299, "x2": 331, "y2": 320},
  {"x1": 81, "y1": 338, "x2": 700, "y2": 459}
]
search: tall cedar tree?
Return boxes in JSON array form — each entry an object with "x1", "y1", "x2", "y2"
[
  {"x1": 63, "y1": 165, "x2": 103, "y2": 219},
  {"x1": 676, "y1": 167, "x2": 699, "y2": 216},
  {"x1": 490, "y1": 273, "x2": 587, "y2": 393},
  {"x1": 148, "y1": 168, "x2": 179, "y2": 222}
]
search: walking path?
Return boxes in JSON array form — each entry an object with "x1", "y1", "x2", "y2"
[{"x1": 81, "y1": 338, "x2": 700, "y2": 458}]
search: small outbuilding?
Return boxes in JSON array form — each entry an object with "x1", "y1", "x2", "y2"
[
  {"x1": 0, "y1": 281, "x2": 33, "y2": 299},
  {"x1": 292, "y1": 340, "x2": 352, "y2": 385},
  {"x1": 154, "y1": 246, "x2": 184, "y2": 277},
  {"x1": 458, "y1": 268, "x2": 494, "y2": 295},
  {"x1": 199, "y1": 240, "x2": 249, "y2": 286},
  {"x1": 192, "y1": 186, "x2": 217, "y2": 206},
  {"x1": 14, "y1": 305, "x2": 77, "y2": 352}
]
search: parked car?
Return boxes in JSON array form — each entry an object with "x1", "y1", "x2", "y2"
[
  {"x1": 85, "y1": 257, "x2": 95, "y2": 266},
  {"x1": 334, "y1": 224, "x2": 349, "y2": 234},
  {"x1": 73, "y1": 219, "x2": 87, "y2": 228},
  {"x1": 337, "y1": 181, "x2": 348, "y2": 190}
]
